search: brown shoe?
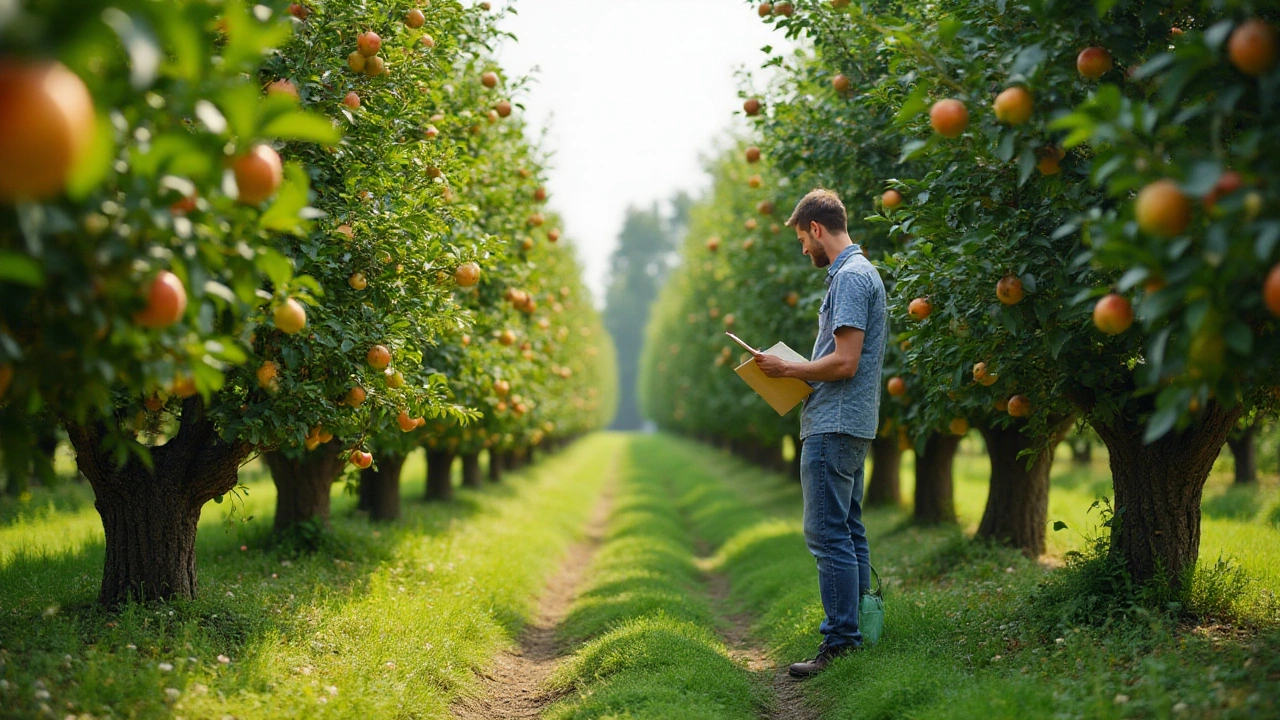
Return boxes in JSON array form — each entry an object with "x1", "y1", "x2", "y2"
[{"x1": 788, "y1": 642, "x2": 855, "y2": 678}]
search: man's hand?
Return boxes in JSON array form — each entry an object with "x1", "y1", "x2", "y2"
[{"x1": 753, "y1": 352, "x2": 791, "y2": 378}]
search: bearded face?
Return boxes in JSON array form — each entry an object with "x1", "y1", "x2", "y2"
[{"x1": 797, "y1": 228, "x2": 831, "y2": 267}]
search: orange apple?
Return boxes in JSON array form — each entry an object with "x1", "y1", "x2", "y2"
[
  {"x1": 996, "y1": 275, "x2": 1024, "y2": 305},
  {"x1": 1077, "y1": 46, "x2": 1113, "y2": 79},
  {"x1": 907, "y1": 297, "x2": 932, "y2": 321},
  {"x1": 367, "y1": 344, "x2": 391, "y2": 370},
  {"x1": 233, "y1": 144, "x2": 283, "y2": 205},
  {"x1": 0, "y1": 60, "x2": 96, "y2": 202},
  {"x1": 887, "y1": 376, "x2": 906, "y2": 397},
  {"x1": 1228, "y1": 19, "x2": 1277, "y2": 76},
  {"x1": 357, "y1": 31, "x2": 381, "y2": 57},
  {"x1": 993, "y1": 87, "x2": 1033, "y2": 125},
  {"x1": 134, "y1": 271, "x2": 188, "y2": 328},
  {"x1": 273, "y1": 298, "x2": 306, "y2": 334},
  {"x1": 930, "y1": 99, "x2": 968, "y2": 138},
  {"x1": 1135, "y1": 179, "x2": 1191, "y2": 238}
]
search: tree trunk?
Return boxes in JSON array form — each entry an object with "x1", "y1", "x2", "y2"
[
  {"x1": 64, "y1": 398, "x2": 252, "y2": 605},
  {"x1": 264, "y1": 442, "x2": 346, "y2": 533},
  {"x1": 488, "y1": 449, "x2": 503, "y2": 483},
  {"x1": 500, "y1": 449, "x2": 517, "y2": 472},
  {"x1": 1092, "y1": 402, "x2": 1240, "y2": 592},
  {"x1": 976, "y1": 418, "x2": 1072, "y2": 558},
  {"x1": 866, "y1": 435, "x2": 902, "y2": 507},
  {"x1": 461, "y1": 452, "x2": 482, "y2": 488},
  {"x1": 913, "y1": 433, "x2": 959, "y2": 525},
  {"x1": 359, "y1": 453, "x2": 404, "y2": 521},
  {"x1": 425, "y1": 449, "x2": 455, "y2": 501},
  {"x1": 1226, "y1": 424, "x2": 1257, "y2": 484}
]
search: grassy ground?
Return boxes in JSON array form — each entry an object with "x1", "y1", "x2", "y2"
[
  {"x1": 677, "y1": 435, "x2": 1280, "y2": 720},
  {"x1": 2, "y1": 432, "x2": 1278, "y2": 719},
  {"x1": 545, "y1": 439, "x2": 764, "y2": 719},
  {"x1": 0, "y1": 435, "x2": 618, "y2": 719}
]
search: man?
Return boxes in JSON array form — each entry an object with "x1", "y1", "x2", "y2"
[{"x1": 752, "y1": 189, "x2": 888, "y2": 679}]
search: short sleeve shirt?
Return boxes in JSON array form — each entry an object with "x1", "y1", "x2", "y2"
[{"x1": 799, "y1": 244, "x2": 889, "y2": 440}]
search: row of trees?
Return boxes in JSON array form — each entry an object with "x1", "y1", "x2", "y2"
[
  {"x1": 642, "y1": 0, "x2": 1279, "y2": 598},
  {"x1": 0, "y1": 0, "x2": 615, "y2": 606}
]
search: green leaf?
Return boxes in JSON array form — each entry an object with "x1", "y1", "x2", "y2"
[
  {"x1": 66, "y1": 115, "x2": 117, "y2": 200},
  {"x1": 259, "y1": 163, "x2": 313, "y2": 233},
  {"x1": 255, "y1": 248, "x2": 294, "y2": 289},
  {"x1": 0, "y1": 252, "x2": 46, "y2": 287},
  {"x1": 262, "y1": 111, "x2": 341, "y2": 145},
  {"x1": 1053, "y1": 521, "x2": 1068, "y2": 532},
  {"x1": 895, "y1": 84, "x2": 930, "y2": 125}
]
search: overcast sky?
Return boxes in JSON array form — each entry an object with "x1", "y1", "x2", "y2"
[{"x1": 497, "y1": 0, "x2": 794, "y2": 305}]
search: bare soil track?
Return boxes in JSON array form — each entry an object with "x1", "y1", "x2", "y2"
[{"x1": 451, "y1": 480, "x2": 614, "y2": 719}]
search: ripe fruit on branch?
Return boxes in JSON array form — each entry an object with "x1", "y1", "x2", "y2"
[
  {"x1": 1036, "y1": 146, "x2": 1065, "y2": 176},
  {"x1": 348, "y1": 52, "x2": 366, "y2": 73},
  {"x1": 929, "y1": 99, "x2": 968, "y2": 138},
  {"x1": 499, "y1": 329, "x2": 517, "y2": 346},
  {"x1": 743, "y1": 98, "x2": 762, "y2": 116},
  {"x1": 534, "y1": 186, "x2": 547, "y2": 201},
  {"x1": 973, "y1": 362, "x2": 998, "y2": 386},
  {"x1": 1264, "y1": 264, "x2": 1280, "y2": 317},
  {"x1": 993, "y1": 87, "x2": 1032, "y2": 125},
  {"x1": 744, "y1": 218, "x2": 759, "y2": 231},
  {"x1": 267, "y1": 79, "x2": 299, "y2": 99},
  {"x1": 758, "y1": 3, "x2": 772, "y2": 17},
  {"x1": 405, "y1": 8, "x2": 426, "y2": 28},
  {"x1": 345, "y1": 386, "x2": 366, "y2": 408},
  {"x1": 364, "y1": 56, "x2": 386, "y2": 77},
  {"x1": 756, "y1": 200, "x2": 774, "y2": 215},
  {"x1": 747, "y1": 174, "x2": 763, "y2": 189},
  {"x1": 832, "y1": 74, "x2": 850, "y2": 92},
  {"x1": 134, "y1": 271, "x2": 188, "y2": 329},
  {"x1": 495, "y1": 100, "x2": 512, "y2": 117},
  {"x1": 233, "y1": 144, "x2": 283, "y2": 205},
  {"x1": 1228, "y1": 19, "x2": 1277, "y2": 76},
  {"x1": 343, "y1": 92, "x2": 360, "y2": 110},
  {"x1": 949, "y1": 418, "x2": 969, "y2": 436},
  {"x1": 455, "y1": 261, "x2": 481, "y2": 287},
  {"x1": 785, "y1": 291, "x2": 799, "y2": 307},
  {"x1": 996, "y1": 275, "x2": 1024, "y2": 305},
  {"x1": 706, "y1": 236, "x2": 721, "y2": 252},
  {"x1": 907, "y1": 297, "x2": 932, "y2": 321},
  {"x1": 1093, "y1": 293, "x2": 1134, "y2": 335},
  {"x1": 1076, "y1": 46, "x2": 1113, "y2": 79},
  {"x1": 421, "y1": 35, "x2": 436, "y2": 48},
  {"x1": 1203, "y1": 170, "x2": 1243, "y2": 210},
  {"x1": 0, "y1": 60, "x2": 95, "y2": 202},
  {"x1": 481, "y1": 71, "x2": 498, "y2": 88},
  {"x1": 745, "y1": 146, "x2": 761, "y2": 163},
  {"x1": 494, "y1": 379, "x2": 510, "y2": 397},
  {"x1": 349, "y1": 272, "x2": 367, "y2": 290},
  {"x1": 287, "y1": 3, "x2": 311, "y2": 19},
  {"x1": 397, "y1": 410, "x2": 417, "y2": 432},
  {"x1": 886, "y1": 376, "x2": 906, "y2": 397},
  {"x1": 774, "y1": 2, "x2": 794, "y2": 16},
  {"x1": 385, "y1": 369, "x2": 405, "y2": 389},
  {"x1": 350, "y1": 450, "x2": 373, "y2": 469},
  {"x1": 548, "y1": 228, "x2": 561, "y2": 242},
  {"x1": 881, "y1": 189, "x2": 902, "y2": 209},
  {"x1": 273, "y1": 298, "x2": 307, "y2": 334},
  {"x1": 1135, "y1": 179, "x2": 1191, "y2": 238},
  {"x1": 527, "y1": 212, "x2": 545, "y2": 227},
  {"x1": 1007, "y1": 395, "x2": 1031, "y2": 418},
  {"x1": 256, "y1": 361, "x2": 279, "y2": 391},
  {"x1": 367, "y1": 344, "x2": 391, "y2": 370},
  {"x1": 357, "y1": 31, "x2": 382, "y2": 57},
  {"x1": 424, "y1": 125, "x2": 439, "y2": 140}
]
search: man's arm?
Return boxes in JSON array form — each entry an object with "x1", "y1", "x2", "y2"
[{"x1": 754, "y1": 326, "x2": 864, "y2": 381}]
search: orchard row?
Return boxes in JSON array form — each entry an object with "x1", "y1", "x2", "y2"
[
  {"x1": 642, "y1": 0, "x2": 1279, "y2": 597},
  {"x1": 0, "y1": 0, "x2": 615, "y2": 605}
]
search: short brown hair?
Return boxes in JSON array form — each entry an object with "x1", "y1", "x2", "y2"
[{"x1": 785, "y1": 189, "x2": 847, "y2": 234}]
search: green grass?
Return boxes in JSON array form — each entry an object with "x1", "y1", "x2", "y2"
[
  {"x1": 545, "y1": 440, "x2": 764, "y2": 720},
  {"x1": 667, "y1": 434, "x2": 1280, "y2": 720},
  {"x1": 0, "y1": 435, "x2": 618, "y2": 719}
]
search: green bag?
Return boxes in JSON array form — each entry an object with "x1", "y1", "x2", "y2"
[{"x1": 859, "y1": 564, "x2": 885, "y2": 646}]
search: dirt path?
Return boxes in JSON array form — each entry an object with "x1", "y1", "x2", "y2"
[
  {"x1": 451, "y1": 473, "x2": 615, "y2": 719},
  {"x1": 696, "y1": 547, "x2": 820, "y2": 720}
]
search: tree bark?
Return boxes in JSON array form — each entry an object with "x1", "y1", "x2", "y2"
[
  {"x1": 976, "y1": 418, "x2": 1072, "y2": 558},
  {"x1": 500, "y1": 449, "x2": 518, "y2": 472},
  {"x1": 866, "y1": 435, "x2": 902, "y2": 507},
  {"x1": 64, "y1": 398, "x2": 252, "y2": 605},
  {"x1": 425, "y1": 449, "x2": 455, "y2": 501},
  {"x1": 487, "y1": 449, "x2": 503, "y2": 483},
  {"x1": 1226, "y1": 424, "x2": 1258, "y2": 484},
  {"x1": 461, "y1": 452, "x2": 482, "y2": 488},
  {"x1": 913, "y1": 433, "x2": 959, "y2": 525},
  {"x1": 359, "y1": 453, "x2": 404, "y2": 521},
  {"x1": 1092, "y1": 402, "x2": 1240, "y2": 592},
  {"x1": 264, "y1": 442, "x2": 346, "y2": 533}
]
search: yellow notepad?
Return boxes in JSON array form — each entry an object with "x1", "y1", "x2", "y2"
[{"x1": 725, "y1": 333, "x2": 813, "y2": 416}]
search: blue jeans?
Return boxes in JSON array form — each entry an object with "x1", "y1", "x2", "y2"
[{"x1": 800, "y1": 433, "x2": 871, "y2": 649}]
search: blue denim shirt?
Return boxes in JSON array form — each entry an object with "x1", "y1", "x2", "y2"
[{"x1": 799, "y1": 244, "x2": 889, "y2": 440}]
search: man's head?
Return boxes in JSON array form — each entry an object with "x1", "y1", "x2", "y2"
[{"x1": 785, "y1": 189, "x2": 849, "y2": 268}]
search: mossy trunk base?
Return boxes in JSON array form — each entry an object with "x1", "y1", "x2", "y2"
[{"x1": 914, "y1": 433, "x2": 958, "y2": 525}]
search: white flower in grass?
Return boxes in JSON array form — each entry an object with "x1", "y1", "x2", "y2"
[
  {"x1": 33, "y1": 689, "x2": 50, "y2": 701},
  {"x1": 158, "y1": 662, "x2": 174, "y2": 672},
  {"x1": 217, "y1": 655, "x2": 230, "y2": 664},
  {"x1": 1115, "y1": 694, "x2": 1131, "y2": 704},
  {"x1": 164, "y1": 687, "x2": 181, "y2": 702},
  {"x1": 326, "y1": 685, "x2": 338, "y2": 696}
]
